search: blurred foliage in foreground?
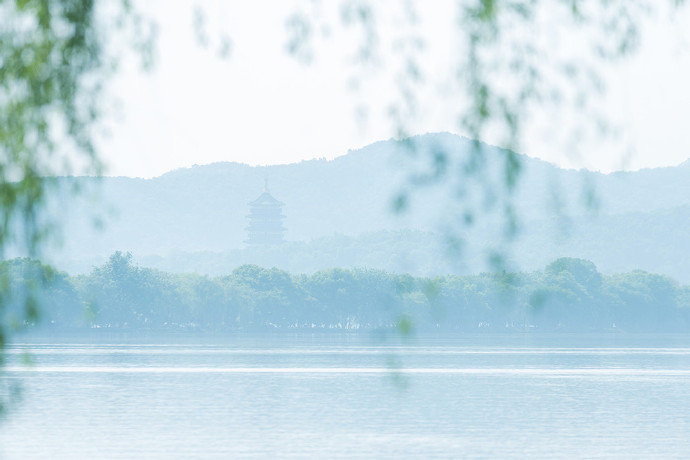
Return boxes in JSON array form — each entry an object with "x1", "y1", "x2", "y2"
[
  {"x1": 0, "y1": 0, "x2": 151, "y2": 413},
  {"x1": 285, "y1": 0, "x2": 689, "y2": 260},
  {"x1": 6, "y1": 252, "x2": 690, "y2": 334}
]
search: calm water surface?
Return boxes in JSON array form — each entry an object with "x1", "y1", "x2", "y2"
[{"x1": 1, "y1": 333, "x2": 690, "y2": 458}]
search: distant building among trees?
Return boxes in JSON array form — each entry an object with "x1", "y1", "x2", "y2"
[{"x1": 246, "y1": 180, "x2": 286, "y2": 245}]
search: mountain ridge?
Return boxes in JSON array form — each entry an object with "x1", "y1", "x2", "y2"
[
  {"x1": 41, "y1": 133, "x2": 690, "y2": 280},
  {"x1": 115, "y1": 132, "x2": 689, "y2": 180}
]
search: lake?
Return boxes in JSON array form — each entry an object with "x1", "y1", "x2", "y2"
[{"x1": 1, "y1": 333, "x2": 690, "y2": 458}]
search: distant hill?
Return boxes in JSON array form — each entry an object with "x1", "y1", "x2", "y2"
[{"x1": 42, "y1": 133, "x2": 690, "y2": 280}]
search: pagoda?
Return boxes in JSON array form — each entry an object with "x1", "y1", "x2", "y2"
[{"x1": 245, "y1": 179, "x2": 286, "y2": 245}]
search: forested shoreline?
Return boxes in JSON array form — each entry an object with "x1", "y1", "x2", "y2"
[{"x1": 3, "y1": 252, "x2": 690, "y2": 333}]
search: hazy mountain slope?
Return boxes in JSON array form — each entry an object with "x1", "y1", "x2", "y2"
[
  {"x1": 45, "y1": 133, "x2": 690, "y2": 278},
  {"x1": 114, "y1": 205, "x2": 688, "y2": 283},
  {"x1": 136, "y1": 230, "x2": 458, "y2": 277},
  {"x1": 511, "y1": 205, "x2": 690, "y2": 281}
]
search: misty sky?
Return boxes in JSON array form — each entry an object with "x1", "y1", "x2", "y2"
[{"x1": 99, "y1": 1, "x2": 690, "y2": 178}]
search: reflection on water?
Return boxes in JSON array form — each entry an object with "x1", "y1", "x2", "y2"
[{"x1": 2, "y1": 334, "x2": 690, "y2": 458}]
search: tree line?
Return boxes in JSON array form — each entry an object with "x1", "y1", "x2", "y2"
[{"x1": 2, "y1": 252, "x2": 690, "y2": 334}]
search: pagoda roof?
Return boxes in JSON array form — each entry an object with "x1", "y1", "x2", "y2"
[{"x1": 249, "y1": 191, "x2": 284, "y2": 206}]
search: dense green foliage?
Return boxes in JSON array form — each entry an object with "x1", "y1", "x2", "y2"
[{"x1": 10, "y1": 253, "x2": 690, "y2": 334}]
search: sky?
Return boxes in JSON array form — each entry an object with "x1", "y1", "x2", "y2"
[{"x1": 98, "y1": 1, "x2": 690, "y2": 178}]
